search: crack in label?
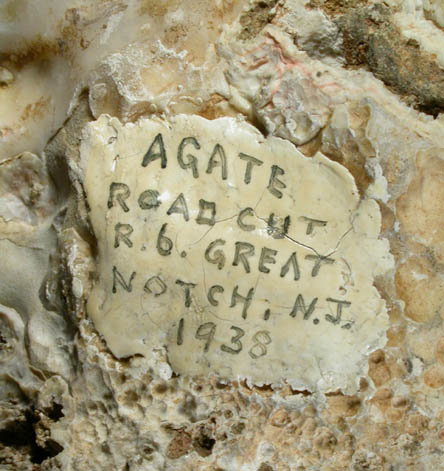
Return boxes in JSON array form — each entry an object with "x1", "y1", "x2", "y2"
[{"x1": 81, "y1": 115, "x2": 393, "y2": 392}]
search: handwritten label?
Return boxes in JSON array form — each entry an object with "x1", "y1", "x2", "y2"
[{"x1": 81, "y1": 115, "x2": 393, "y2": 392}]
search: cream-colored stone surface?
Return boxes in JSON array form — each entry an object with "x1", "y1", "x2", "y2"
[
  {"x1": 81, "y1": 114, "x2": 391, "y2": 391},
  {"x1": 2, "y1": 0, "x2": 444, "y2": 470}
]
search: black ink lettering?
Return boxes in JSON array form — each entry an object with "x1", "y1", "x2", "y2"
[
  {"x1": 280, "y1": 252, "x2": 300, "y2": 281},
  {"x1": 206, "y1": 143, "x2": 227, "y2": 180},
  {"x1": 157, "y1": 223, "x2": 173, "y2": 256},
  {"x1": 249, "y1": 331, "x2": 271, "y2": 359},
  {"x1": 177, "y1": 318, "x2": 184, "y2": 345},
  {"x1": 267, "y1": 213, "x2": 291, "y2": 239},
  {"x1": 138, "y1": 189, "x2": 160, "y2": 210},
  {"x1": 112, "y1": 266, "x2": 136, "y2": 293},
  {"x1": 258, "y1": 247, "x2": 277, "y2": 274},
  {"x1": 114, "y1": 223, "x2": 134, "y2": 248},
  {"x1": 205, "y1": 239, "x2": 226, "y2": 270},
  {"x1": 305, "y1": 254, "x2": 335, "y2": 277},
  {"x1": 230, "y1": 285, "x2": 255, "y2": 319},
  {"x1": 232, "y1": 242, "x2": 255, "y2": 273},
  {"x1": 195, "y1": 322, "x2": 216, "y2": 352},
  {"x1": 267, "y1": 165, "x2": 286, "y2": 199},
  {"x1": 290, "y1": 294, "x2": 318, "y2": 319},
  {"x1": 142, "y1": 133, "x2": 167, "y2": 168},
  {"x1": 144, "y1": 276, "x2": 167, "y2": 296},
  {"x1": 325, "y1": 298, "x2": 351, "y2": 325},
  {"x1": 208, "y1": 285, "x2": 224, "y2": 306},
  {"x1": 178, "y1": 137, "x2": 200, "y2": 178},
  {"x1": 176, "y1": 279, "x2": 196, "y2": 308},
  {"x1": 107, "y1": 182, "x2": 130, "y2": 212},
  {"x1": 238, "y1": 153, "x2": 263, "y2": 184},
  {"x1": 167, "y1": 193, "x2": 189, "y2": 221},
  {"x1": 196, "y1": 199, "x2": 216, "y2": 226},
  {"x1": 237, "y1": 207, "x2": 256, "y2": 231},
  {"x1": 299, "y1": 216, "x2": 327, "y2": 235},
  {"x1": 221, "y1": 326, "x2": 245, "y2": 354}
]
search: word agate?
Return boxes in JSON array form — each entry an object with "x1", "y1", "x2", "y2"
[{"x1": 80, "y1": 115, "x2": 393, "y2": 391}]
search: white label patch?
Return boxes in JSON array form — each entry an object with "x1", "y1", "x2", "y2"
[{"x1": 81, "y1": 115, "x2": 393, "y2": 392}]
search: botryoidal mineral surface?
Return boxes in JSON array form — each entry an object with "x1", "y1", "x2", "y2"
[{"x1": 1, "y1": 1, "x2": 444, "y2": 470}]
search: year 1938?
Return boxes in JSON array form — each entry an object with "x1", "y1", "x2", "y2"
[{"x1": 177, "y1": 319, "x2": 272, "y2": 360}]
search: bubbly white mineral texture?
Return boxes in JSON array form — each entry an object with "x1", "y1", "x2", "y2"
[{"x1": 2, "y1": 0, "x2": 444, "y2": 470}]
